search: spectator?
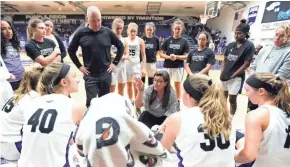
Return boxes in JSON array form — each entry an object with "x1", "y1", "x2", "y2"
[
  {"x1": 1, "y1": 20, "x2": 25, "y2": 90},
  {"x1": 43, "y1": 18, "x2": 67, "y2": 62}
]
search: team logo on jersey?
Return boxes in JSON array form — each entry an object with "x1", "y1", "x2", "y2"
[
  {"x1": 95, "y1": 117, "x2": 120, "y2": 149},
  {"x1": 139, "y1": 155, "x2": 158, "y2": 167},
  {"x1": 143, "y1": 134, "x2": 158, "y2": 147}
]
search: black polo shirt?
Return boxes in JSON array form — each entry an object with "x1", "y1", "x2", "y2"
[{"x1": 68, "y1": 26, "x2": 124, "y2": 74}]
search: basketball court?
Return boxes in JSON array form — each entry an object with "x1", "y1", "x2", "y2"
[{"x1": 1, "y1": 1, "x2": 259, "y2": 166}]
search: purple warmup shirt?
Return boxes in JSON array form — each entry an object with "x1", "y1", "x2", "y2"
[{"x1": 2, "y1": 42, "x2": 24, "y2": 82}]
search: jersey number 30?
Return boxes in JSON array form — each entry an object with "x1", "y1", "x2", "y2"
[
  {"x1": 198, "y1": 125, "x2": 230, "y2": 151},
  {"x1": 27, "y1": 109, "x2": 58, "y2": 134}
]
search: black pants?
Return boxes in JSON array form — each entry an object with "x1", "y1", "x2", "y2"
[
  {"x1": 138, "y1": 111, "x2": 167, "y2": 129},
  {"x1": 247, "y1": 100, "x2": 258, "y2": 112},
  {"x1": 10, "y1": 80, "x2": 21, "y2": 91},
  {"x1": 84, "y1": 72, "x2": 111, "y2": 107}
]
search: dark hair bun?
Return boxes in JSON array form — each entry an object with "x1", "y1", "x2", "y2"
[{"x1": 240, "y1": 19, "x2": 247, "y2": 23}]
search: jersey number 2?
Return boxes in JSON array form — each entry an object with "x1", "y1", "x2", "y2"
[
  {"x1": 28, "y1": 109, "x2": 58, "y2": 134},
  {"x1": 198, "y1": 125, "x2": 230, "y2": 151}
]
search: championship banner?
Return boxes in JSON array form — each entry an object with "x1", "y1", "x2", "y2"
[
  {"x1": 248, "y1": 6, "x2": 259, "y2": 25},
  {"x1": 261, "y1": 1, "x2": 290, "y2": 30}
]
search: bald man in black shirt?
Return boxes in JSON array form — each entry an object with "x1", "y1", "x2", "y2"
[{"x1": 68, "y1": 6, "x2": 124, "y2": 107}]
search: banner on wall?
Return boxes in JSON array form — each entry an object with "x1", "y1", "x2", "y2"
[
  {"x1": 232, "y1": 10, "x2": 244, "y2": 31},
  {"x1": 248, "y1": 6, "x2": 259, "y2": 25},
  {"x1": 261, "y1": 1, "x2": 290, "y2": 30}
]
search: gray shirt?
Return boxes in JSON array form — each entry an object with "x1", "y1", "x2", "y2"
[
  {"x1": 143, "y1": 85, "x2": 178, "y2": 117},
  {"x1": 2, "y1": 42, "x2": 24, "y2": 82},
  {"x1": 251, "y1": 43, "x2": 290, "y2": 83}
]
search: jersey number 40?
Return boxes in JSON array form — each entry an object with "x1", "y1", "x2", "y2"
[{"x1": 27, "y1": 109, "x2": 58, "y2": 134}]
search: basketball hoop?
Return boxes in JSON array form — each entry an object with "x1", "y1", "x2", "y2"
[{"x1": 200, "y1": 14, "x2": 211, "y2": 25}]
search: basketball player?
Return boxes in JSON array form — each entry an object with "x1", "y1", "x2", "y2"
[
  {"x1": 25, "y1": 19, "x2": 61, "y2": 66},
  {"x1": 185, "y1": 31, "x2": 215, "y2": 76},
  {"x1": 220, "y1": 19, "x2": 255, "y2": 115},
  {"x1": 159, "y1": 74, "x2": 235, "y2": 166},
  {"x1": 110, "y1": 18, "x2": 129, "y2": 96},
  {"x1": 235, "y1": 72, "x2": 290, "y2": 167},
  {"x1": 126, "y1": 22, "x2": 146, "y2": 105},
  {"x1": 160, "y1": 19, "x2": 189, "y2": 110},
  {"x1": 76, "y1": 93, "x2": 169, "y2": 167},
  {"x1": 18, "y1": 62, "x2": 87, "y2": 167},
  {"x1": 0, "y1": 66, "x2": 42, "y2": 163},
  {"x1": 141, "y1": 22, "x2": 160, "y2": 86},
  {"x1": 0, "y1": 56, "x2": 14, "y2": 114}
]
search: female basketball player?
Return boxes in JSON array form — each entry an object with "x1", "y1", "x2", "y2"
[
  {"x1": 160, "y1": 19, "x2": 189, "y2": 110},
  {"x1": 126, "y1": 22, "x2": 146, "y2": 105},
  {"x1": 159, "y1": 74, "x2": 235, "y2": 166},
  {"x1": 1, "y1": 20, "x2": 25, "y2": 90},
  {"x1": 0, "y1": 66, "x2": 42, "y2": 162},
  {"x1": 18, "y1": 62, "x2": 87, "y2": 167},
  {"x1": 0, "y1": 55, "x2": 14, "y2": 110},
  {"x1": 134, "y1": 70, "x2": 178, "y2": 128},
  {"x1": 185, "y1": 31, "x2": 215, "y2": 76},
  {"x1": 141, "y1": 22, "x2": 160, "y2": 86},
  {"x1": 235, "y1": 72, "x2": 290, "y2": 167},
  {"x1": 110, "y1": 18, "x2": 129, "y2": 95},
  {"x1": 25, "y1": 19, "x2": 61, "y2": 66},
  {"x1": 76, "y1": 93, "x2": 169, "y2": 167},
  {"x1": 43, "y1": 18, "x2": 67, "y2": 62}
]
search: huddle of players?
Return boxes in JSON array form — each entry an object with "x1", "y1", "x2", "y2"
[{"x1": 1, "y1": 17, "x2": 290, "y2": 167}]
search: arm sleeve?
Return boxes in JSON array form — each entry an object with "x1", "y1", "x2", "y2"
[
  {"x1": 184, "y1": 40, "x2": 190, "y2": 53},
  {"x1": 25, "y1": 41, "x2": 41, "y2": 61},
  {"x1": 55, "y1": 35, "x2": 67, "y2": 60},
  {"x1": 156, "y1": 37, "x2": 161, "y2": 51},
  {"x1": 207, "y1": 50, "x2": 216, "y2": 65},
  {"x1": 244, "y1": 44, "x2": 255, "y2": 62},
  {"x1": 276, "y1": 53, "x2": 290, "y2": 80},
  {"x1": 68, "y1": 30, "x2": 82, "y2": 69},
  {"x1": 186, "y1": 51, "x2": 192, "y2": 63},
  {"x1": 143, "y1": 87, "x2": 152, "y2": 112},
  {"x1": 110, "y1": 30, "x2": 124, "y2": 66},
  {"x1": 164, "y1": 90, "x2": 178, "y2": 116}
]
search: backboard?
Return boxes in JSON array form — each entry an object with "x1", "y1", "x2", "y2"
[{"x1": 204, "y1": 1, "x2": 221, "y2": 18}]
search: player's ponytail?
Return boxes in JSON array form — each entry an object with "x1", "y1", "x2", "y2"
[
  {"x1": 38, "y1": 62, "x2": 64, "y2": 95},
  {"x1": 253, "y1": 72, "x2": 290, "y2": 116},
  {"x1": 14, "y1": 66, "x2": 44, "y2": 104},
  {"x1": 186, "y1": 74, "x2": 232, "y2": 140}
]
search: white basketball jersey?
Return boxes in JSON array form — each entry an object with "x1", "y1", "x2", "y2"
[
  {"x1": 18, "y1": 94, "x2": 75, "y2": 167},
  {"x1": 0, "y1": 91, "x2": 39, "y2": 143},
  {"x1": 127, "y1": 37, "x2": 141, "y2": 63},
  {"x1": 253, "y1": 105, "x2": 290, "y2": 167},
  {"x1": 76, "y1": 93, "x2": 168, "y2": 167},
  {"x1": 175, "y1": 107, "x2": 236, "y2": 167}
]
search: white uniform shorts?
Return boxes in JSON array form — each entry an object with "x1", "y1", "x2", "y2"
[
  {"x1": 111, "y1": 61, "x2": 127, "y2": 85},
  {"x1": 126, "y1": 62, "x2": 142, "y2": 82},
  {"x1": 1, "y1": 142, "x2": 21, "y2": 161},
  {"x1": 164, "y1": 68, "x2": 184, "y2": 82},
  {"x1": 146, "y1": 63, "x2": 157, "y2": 77},
  {"x1": 222, "y1": 77, "x2": 242, "y2": 95}
]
